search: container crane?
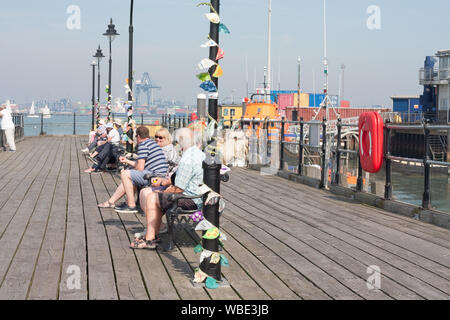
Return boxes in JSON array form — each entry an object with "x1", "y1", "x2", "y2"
[{"x1": 135, "y1": 72, "x2": 161, "y2": 112}]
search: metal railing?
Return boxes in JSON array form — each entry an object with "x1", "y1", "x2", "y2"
[
  {"x1": 161, "y1": 113, "x2": 450, "y2": 211},
  {"x1": 161, "y1": 114, "x2": 192, "y2": 134},
  {"x1": 419, "y1": 67, "x2": 450, "y2": 84}
]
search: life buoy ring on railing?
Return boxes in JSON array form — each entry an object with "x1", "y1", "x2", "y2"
[{"x1": 358, "y1": 112, "x2": 384, "y2": 173}]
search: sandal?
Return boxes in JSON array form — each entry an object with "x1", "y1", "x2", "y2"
[
  {"x1": 134, "y1": 233, "x2": 161, "y2": 243},
  {"x1": 98, "y1": 201, "x2": 115, "y2": 208},
  {"x1": 129, "y1": 238, "x2": 157, "y2": 250}
]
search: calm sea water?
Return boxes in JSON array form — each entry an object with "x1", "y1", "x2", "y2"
[{"x1": 23, "y1": 114, "x2": 162, "y2": 136}]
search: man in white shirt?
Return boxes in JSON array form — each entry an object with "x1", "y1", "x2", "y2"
[{"x1": 0, "y1": 105, "x2": 16, "y2": 152}]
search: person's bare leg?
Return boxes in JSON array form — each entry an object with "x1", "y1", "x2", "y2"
[
  {"x1": 144, "y1": 193, "x2": 163, "y2": 241},
  {"x1": 108, "y1": 182, "x2": 126, "y2": 204},
  {"x1": 122, "y1": 170, "x2": 137, "y2": 207},
  {"x1": 139, "y1": 188, "x2": 153, "y2": 209}
]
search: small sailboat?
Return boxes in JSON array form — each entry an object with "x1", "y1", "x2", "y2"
[
  {"x1": 28, "y1": 101, "x2": 39, "y2": 118},
  {"x1": 40, "y1": 105, "x2": 51, "y2": 118}
]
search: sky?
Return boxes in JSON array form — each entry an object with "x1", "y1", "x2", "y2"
[{"x1": 1, "y1": 0, "x2": 449, "y2": 107}]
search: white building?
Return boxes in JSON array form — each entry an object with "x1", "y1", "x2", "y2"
[{"x1": 419, "y1": 49, "x2": 450, "y2": 123}]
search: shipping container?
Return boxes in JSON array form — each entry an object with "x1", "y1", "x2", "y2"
[
  {"x1": 292, "y1": 93, "x2": 310, "y2": 107},
  {"x1": 340, "y1": 100, "x2": 350, "y2": 108},
  {"x1": 309, "y1": 94, "x2": 326, "y2": 107},
  {"x1": 284, "y1": 107, "x2": 391, "y2": 122},
  {"x1": 277, "y1": 93, "x2": 295, "y2": 110}
]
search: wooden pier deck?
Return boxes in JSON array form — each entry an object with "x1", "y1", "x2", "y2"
[{"x1": 0, "y1": 136, "x2": 449, "y2": 300}]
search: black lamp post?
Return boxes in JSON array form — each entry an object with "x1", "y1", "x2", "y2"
[
  {"x1": 126, "y1": 0, "x2": 135, "y2": 153},
  {"x1": 103, "y1": 18, "x2": 119, "y2": 122},
  {"x1": 93, "y1": 45, "x2": 105, "y2": 127},
  {"x1": 90, "y1": 61, "x2": 97, "y2": 131}
]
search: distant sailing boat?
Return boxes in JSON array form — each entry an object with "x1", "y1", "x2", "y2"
[
  {"x1": 28, "y1": 101, "x2": 39, "y2": 118},
  {"x1": 40, "y1": 105, "x2": 51, "y2": 119}
]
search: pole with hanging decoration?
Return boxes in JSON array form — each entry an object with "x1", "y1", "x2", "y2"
[{"x1": 192, "y1": 0, "x2": 231, "y2": 289}]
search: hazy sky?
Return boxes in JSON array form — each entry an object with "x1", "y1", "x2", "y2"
[{"x1": 1, "y1": 0, "x2": 449, "y2": 107}]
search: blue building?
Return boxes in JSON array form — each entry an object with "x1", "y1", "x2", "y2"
[{"x1": 391, "y1": 96, "x2": 422, "y2": 122}]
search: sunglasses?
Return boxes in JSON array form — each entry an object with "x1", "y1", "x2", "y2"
[{"x1": 155, "y1": 136, "x2": 165, "y2": 139}]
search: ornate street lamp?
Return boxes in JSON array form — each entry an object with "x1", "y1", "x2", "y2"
[
  {"x1": 93, "y1": 45, "x2": 105, "y2": 127},
  {"x1": 103, "y1": 18, "x2": 119, "y2": 122}
]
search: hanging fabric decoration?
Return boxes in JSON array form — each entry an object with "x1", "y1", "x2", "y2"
[
  {"x1": 210, "y1": 252, "x2": 221, "y2": 264},
  {"x1": 193, "y1": 268, "x2": 209, "y2": 283},
  {"x1": 200, "y1": 80, "x2": 217, "y2": 93},
  {"x1": 198, "y1": 58, "x2": 217, "y2": 70},
  {"x1": 197, "y1": 2, "x2": 219, "y2": 15},
  {"x1": 205, "y1": 13, "x2": 220, "y2": 24},
  {"x1": 195, "y1": 219, "x2": 215, "y2": 231},
  {"x1": 205, "y1": 190, "x2": 221, "y2": 206},
  {"x1": 205, "y1": 277, "x2": 219, "y2": 289},
  {"x1": 196, "y1": 72, "x2": 212, "y2": 82},
  {"x1": 212, "y1": 65, "x2": 224, "y2": 78},
  {"x1": 208, "y1": 92, "x2": 219, "y2": 99},
  {"x1": 203, "y1": 227, "x2": 220, "y2": 240},
  {"x1": 216, "y1": 47, "x2": 225, "y2": 60},
  {"x1": 190, "y1": 210, "x2": 204, "y2": 222},
  {"x1": 194, "y1": 244, "x2": 204, "y2": 254},
  {"x1": 218, "y1": 23, "x2": 231, "y2": 34},
  {"x1": 219, "y1": 231, "x2": 227, "y2": 242},
  {"x1": 199, "y1": 249, "x2": 213, "y2": 263},
  {"x1": 220, "y1": 165, "x2": 231, "y2": 175},
  {"x1": 220, "y1": 254, "x2": 229, "y2": 267},
  {"x1": 200, "y1": 39, "x2": 218, "y2": 48}
]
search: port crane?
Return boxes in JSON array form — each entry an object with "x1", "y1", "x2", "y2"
[{"x1": 135, "y1": 72, "x2": 161, "y2": 110}]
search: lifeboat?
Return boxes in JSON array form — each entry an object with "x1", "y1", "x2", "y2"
[{"x1": 242, "y1": 94, "x2": 291, "y2": 141}]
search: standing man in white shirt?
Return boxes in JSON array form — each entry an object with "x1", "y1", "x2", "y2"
[{"x1": 0, "y1": 105, "x2": 16, "y2": 152}]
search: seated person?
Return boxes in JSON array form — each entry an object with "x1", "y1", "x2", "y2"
[
  {"x1": 136, "y1": 128, "x2": 181, "y2": 237},
  {"x1": 130, "y1": 127, "x2": 205, "y2": 249},
  {"x1": 113, "y1": 119, "x2": 123, "y2": 136},
  {"x1": 85, "y1": 123, "x2": 121, "y2": 173},
  {"x1": 97, "y1": 126, "x2": 168, "y2": 213},
  {"x1": 82, "y1": 119, "x2": 106, "y2": 153}
]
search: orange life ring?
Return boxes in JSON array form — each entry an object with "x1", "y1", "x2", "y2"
[{"x1": 358, "y1": 112, "x2": 384, "y2": 173}]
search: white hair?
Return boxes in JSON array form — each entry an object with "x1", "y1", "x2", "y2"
[{"x1": 174, "y1": 128, "x2": 194, "y2": 151}]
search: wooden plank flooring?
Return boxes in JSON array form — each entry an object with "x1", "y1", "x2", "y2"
[{"x1": 0, "y1": 136, "x2": 449, "y2": 300}]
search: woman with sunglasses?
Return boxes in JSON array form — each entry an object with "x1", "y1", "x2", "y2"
[{"x1": 135, "y1": 128, "x2": 180, "y2": 239}]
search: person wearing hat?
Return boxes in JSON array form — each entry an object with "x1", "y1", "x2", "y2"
[
  {"x1": 113, "y1": 119, "x2": 123, "y2": 136},
  {"x1": 82, "y1": 120, "x2": 107, "y2": 154},
  {"x1": 85, "y1": 122, "x2": 121, "y2": 173}
]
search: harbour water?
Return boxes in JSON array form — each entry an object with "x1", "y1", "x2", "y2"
[
  {"x1": 23, "y1": 114, "x2": 161, "y2": 137},
  {"x1": 339, "y1": 158, "x2": 450, "y2": 214}
]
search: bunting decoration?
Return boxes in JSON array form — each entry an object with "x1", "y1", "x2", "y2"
[
  {"x1": 212, "y1": 65, "x2": 223, "y2": 78},
  {"x1": 205, "y1": 12, "x2": 220, "y2": 24},
  {"x1": 192, "y1": 1, "x2": 232, "y2": 289},
  {"x1": 200, "y1": 39, "x2": 218, "y2": 48},
  {"x1": 196, "y1": 72, "x2": 212, "y2": 82},
  {"x1": 200, "y1": 80, "x2": 217, "y2": 92},
  {"x1": 218, "y1": 23, "x2": 231, "y2": 34},
  {"x1": 198, "y1": 58, "x2": 217, "y2": 70},
  {"x1": 216, "y1": 47, "x2": 225, "y2": 60}
]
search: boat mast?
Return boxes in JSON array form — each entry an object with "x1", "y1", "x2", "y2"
[{"x1": 266, "y1": 0, "x2": 272, "y2": 102}]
